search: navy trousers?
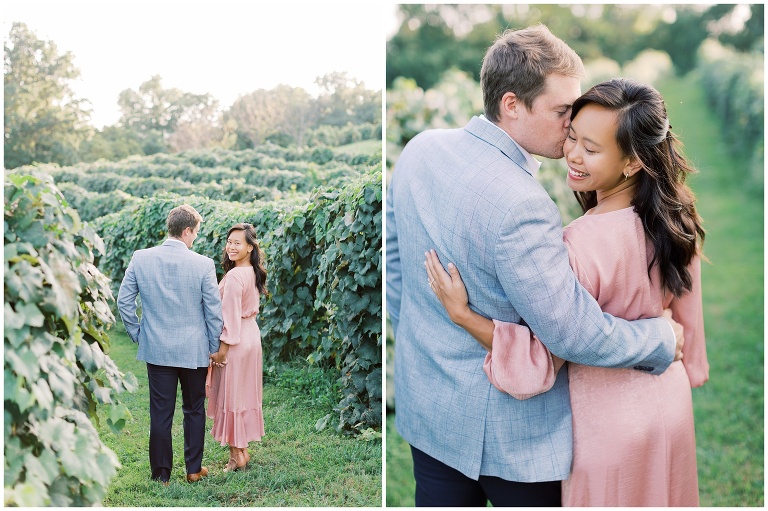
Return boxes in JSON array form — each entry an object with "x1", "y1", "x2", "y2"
[
  {"x1": 146, "y1": 363, "x2": 208, "y2": 482},
  {"x1": 411, "y1": 445, "x2": 562, "y2": 507}
]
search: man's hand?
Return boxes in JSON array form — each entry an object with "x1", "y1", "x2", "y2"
[
  {"x1": 210, "y1": 351, "x2": 227, "y2": 367},
  {"x1": 662, "y1": 308, "x2": 684, "y2": 361}
]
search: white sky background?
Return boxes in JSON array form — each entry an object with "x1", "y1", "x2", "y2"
[{"x1": 4, "y1": 1, "x2": 387, "y2": 129}]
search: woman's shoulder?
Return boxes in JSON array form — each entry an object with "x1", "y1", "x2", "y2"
[
  {"x1": 566, "y1": 206, "x2": 638, "y2": 229},
  {"x1": 223, "y1": 266, "x2": 253, "y2": 285},
  {"x1": 564, "y1": 206, "x2": 644, "y2": 251}
]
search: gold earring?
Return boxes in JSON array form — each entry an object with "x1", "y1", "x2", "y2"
[{"x1": 624, "y1": 172, "x2": 629, "y2": 181}]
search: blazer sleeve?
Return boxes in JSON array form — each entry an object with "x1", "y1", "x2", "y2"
[
  {"x1": 483, "y1": 320, "x2": 566, "y2": 399},
  {"x1": 385, "y1": 178, "x2": 402, "y2": 335},
  {"x1": 219, "y1": 271, "x2": 244, "y2": 346},
  {"x1": 201, "y1": 259, "x2": 223, "y2": 354},
  {"x1": 495, "y1": 191, "x2": 675, "y2": 374},
  {"x1": 117, "y1": 256, "x2": 140, "y2": 343},
  {"x1": 670, "y1": 255, "x2": 709, "y2": 387}
]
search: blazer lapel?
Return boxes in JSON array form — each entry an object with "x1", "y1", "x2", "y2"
[{"x1": 464, "y1": 116, "x2": 533, "y2": 176}]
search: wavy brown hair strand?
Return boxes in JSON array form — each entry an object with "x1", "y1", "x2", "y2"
[
  {"x1": 221, "y1": 223, "x2": 268, "y2": 295},
  {"x1": 571, "y1": 78, "x2": 705, "y2": 297}
]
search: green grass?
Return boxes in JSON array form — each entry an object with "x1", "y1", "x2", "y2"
[
  {"x1": 97, "y1": 325, "x2": 381, "y2": 506},
  {"x1": 333, "y1": 139, "x2": 381, "y2": 155},
  {"x1": 659, "y1": 73, "x2": 763, "y2": 506},
  {"x1": 385, "y1": 414, "x2": 415, "y2": 507},
  {"x1": 385, "y1": 73, "x2": 764, "y2": 506}
]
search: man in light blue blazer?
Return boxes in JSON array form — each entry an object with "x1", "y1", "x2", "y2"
[
  {"x1": 118, "y1": 204, "x2": 225, "y2": 485},
  {"x1": 386, "y1": 24, "x2": 683, "y2": 506}
]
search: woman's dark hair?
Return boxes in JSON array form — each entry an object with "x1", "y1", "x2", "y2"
[
  {"x1": 570, "y1": 78, "x2": 705, "y2": 297},
  {"x1": 221, "y1": 223, "x2": 267, "y2": 295}
]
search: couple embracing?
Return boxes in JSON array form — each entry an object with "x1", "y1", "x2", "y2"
[
  {"x1": 117, "y1": 205, "x2": 267, "y2": 484},
  {"x1": 387, "y1": 24, "x2": 709, "y2": 506}
]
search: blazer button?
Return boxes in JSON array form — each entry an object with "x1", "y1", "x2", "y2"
[{"x1": 633, "y1": 365, "x2": 654, "y2": 372}]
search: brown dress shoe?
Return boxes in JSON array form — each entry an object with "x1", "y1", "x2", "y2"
[{"x1": 186, "y1": 466, "x2": 209, "y2": 483}]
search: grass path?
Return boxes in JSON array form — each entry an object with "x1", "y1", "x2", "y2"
[
  {"x1": 658, "y1": 73, "x2": 763, "y2": 506},
  {"x1": 98, "y1": 325, "x2": 382, "y2": 507},
  {"x1": 385, "y1": 73, "x2": 764, "y2": 506}
]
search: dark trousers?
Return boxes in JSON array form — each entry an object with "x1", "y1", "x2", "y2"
[
  {"x1": 146, "y1": 363, "x2": 208, "y2": 482},
  {"x1": 411, "y1": 445, "x2": 562, "y2": 507}
]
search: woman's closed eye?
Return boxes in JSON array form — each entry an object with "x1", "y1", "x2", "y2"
[{"x1": 568, "y1": 133, "x2": 596, "y2": 154}]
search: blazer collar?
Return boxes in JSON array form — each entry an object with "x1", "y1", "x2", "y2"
[
  {"x1": 163, "y1": 238, "x2": 188, "y2": 249},
  {"x1": 464, "y1": 116, "x2": 535, "y2": 176}
]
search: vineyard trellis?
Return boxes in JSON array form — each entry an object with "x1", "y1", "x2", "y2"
[
  {"x1": 4, "y1": 171, "x2": 137, "y2": 506},
  {"x1": 5, "y1": 142, "x2": 383, "y2": 507}
]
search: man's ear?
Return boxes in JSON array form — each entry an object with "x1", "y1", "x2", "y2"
[{"x1": 500, "y1": 91, "x2": 520, "y2": 120}]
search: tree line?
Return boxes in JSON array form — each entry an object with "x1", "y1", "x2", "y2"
[{"x1": 4, "y1": 22, "x2": 382, "y2": 170}]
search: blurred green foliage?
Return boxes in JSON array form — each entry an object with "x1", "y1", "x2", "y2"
[
  {"x1": 696, "y1": 39, "x2": 764, "y2": 189},
  {"x1": 387, "y1": 4, "x2": 763, "y2": 90}
]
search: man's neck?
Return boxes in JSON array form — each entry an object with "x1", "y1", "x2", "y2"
[{"x1": 479, "y1": 115, "x2": 541, "y2": 173}]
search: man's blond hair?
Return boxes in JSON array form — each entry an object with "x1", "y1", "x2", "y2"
[
  {"x1": 167, "y1": 204, "x2": 202, "y2": 238},
  {"x1": 481, "y1": 24, "x2": 584, "y2": 122}
]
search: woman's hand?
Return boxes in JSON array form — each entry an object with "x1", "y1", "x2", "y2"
[
  {"x1": 685, "y1": 362, "x2": 709, "y2": 388},
  {"x1": 425, "y1": 249, "x2": 495, "y2": 351},
  {"x1": 425, "y1": 249, "x2": 471, "y2": 323}
]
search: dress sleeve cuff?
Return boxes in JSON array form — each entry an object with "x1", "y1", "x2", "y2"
[{"x1": 483, "y1": 319, "x2": 564, "y2": 400}]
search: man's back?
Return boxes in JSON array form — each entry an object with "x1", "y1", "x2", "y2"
[
  {"x1": 388, "y1": 118, "x2": 574, "y2": 482},
  {"x1": 118, "y1": 239, "x2": 222, "y2": 369}
]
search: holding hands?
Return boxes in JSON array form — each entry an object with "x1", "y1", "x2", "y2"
[{"x1": 210, "y1": 349, "x2": 228, "y2": 368}]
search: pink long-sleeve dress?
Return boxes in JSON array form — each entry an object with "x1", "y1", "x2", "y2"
[
  {"x1": 206, "y1": 266, "x2": 265, "y2": 447},
  {"x1": 484, "y1": 206, "x2": 708, "y2": 506}
]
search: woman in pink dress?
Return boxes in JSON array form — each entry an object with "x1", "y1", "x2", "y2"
[
  {"x1": 425, "y1": 78, "x2": 709, "y2": 506},
  {"x1": 207, "y1": 223, "x2": 267, "y2": 472}
]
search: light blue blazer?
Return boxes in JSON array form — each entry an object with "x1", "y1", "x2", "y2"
[
  {"x1": 117, "y1": 239, "x2": 223, "y2": 369},
  {"x1": 386, "y1": 116, "x2": 675, "y2": 482}
]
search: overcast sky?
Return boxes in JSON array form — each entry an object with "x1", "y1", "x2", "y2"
[{"x1": 4, "y1": 1, "x2": 387, "y2": 128}]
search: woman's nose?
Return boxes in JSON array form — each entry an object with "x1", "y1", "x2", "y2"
[{"x1": 565, "y1": 145, "x2": 580, "y2": 163}]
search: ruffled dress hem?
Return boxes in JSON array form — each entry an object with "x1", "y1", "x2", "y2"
[{"x1": 207, "y1": 405, "x2": 265, "y2": 447}]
